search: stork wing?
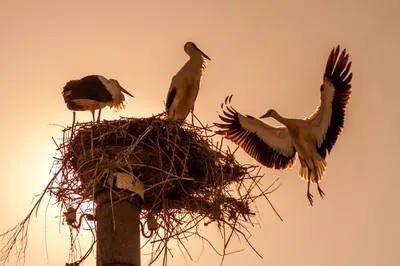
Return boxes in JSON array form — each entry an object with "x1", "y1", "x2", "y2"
[
  {"x1": 214, "y1": 96, "x2": 296, "y2": 170},
  {"x1": 62, "y1": 75, "x2": 113, "y2": 102},
  {"x1": 308, "y1": 46, "x2": 353, "y2": 159},
  {"x1": 166, "y1": 88, "x2": 176, "y2": 110},
  {"x1": 166, "y1": 76, "x2": 177, "y2": 110}
]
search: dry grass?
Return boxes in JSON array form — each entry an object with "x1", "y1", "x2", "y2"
[{"x1": 0, "y1": 113, "x2": 282, "y2": 266}]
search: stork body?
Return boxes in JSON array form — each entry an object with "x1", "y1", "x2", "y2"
[
  {"x1": 62, "y1": 75, "x2": 134, "y2": 123},
  {"x1": 166, "y1": 42, "x2": 211, "y2": 121},
  {"x1": 214, "y1": 46, "x2": 353, "y2": 205}
]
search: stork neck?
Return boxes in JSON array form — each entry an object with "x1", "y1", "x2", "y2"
[
  {"x1": 188, "y1": 54, "x2": 207, "y2": 70},
  {"x1": 190, "y1": 53, "x2": 205, "y2": 62},
  {"x1": 272, "y1": 112, "x2": 289, "y2": 126}
]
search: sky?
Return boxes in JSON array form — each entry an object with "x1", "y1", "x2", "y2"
[{"x1": 0, "y1": 0, "x2": 399, "y2": 265}]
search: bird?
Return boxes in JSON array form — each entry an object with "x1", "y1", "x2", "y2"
[
  {"x1": 165, "y1": 41, "x2": 211, "y2": 123},
  {"x1": 62, "y1": 75, "x2": 134, "y2": 123},
  {"x1": 214, "y1": 46, "x2": 353, "y2": 205}
]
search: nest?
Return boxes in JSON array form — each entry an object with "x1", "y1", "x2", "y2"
[
  {"x1": 0, "y1": 114, "x2": 281, "y2": 266},
  {"x1": 60, "y1": 114, "x2": 257, "y2": 217}
]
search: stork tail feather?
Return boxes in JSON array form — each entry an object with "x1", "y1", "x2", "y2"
[{"x1": 298, "y1": 157, "x2": 327, "y2": 183}]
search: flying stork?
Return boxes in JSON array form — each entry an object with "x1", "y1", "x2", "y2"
[
  {"x1": 166, "y1": 41, "x2": 211, "y2": 122},
  {"x1": 214, "y1": 46, "x2": 353, "y2": 205},
  {"x1": 62, "y1": 75, "x2": 134, "y2": 123}
]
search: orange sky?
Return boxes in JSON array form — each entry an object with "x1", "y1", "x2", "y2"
[{"x1": 0, "y1": 0, "x2": 399, "y2": 265}]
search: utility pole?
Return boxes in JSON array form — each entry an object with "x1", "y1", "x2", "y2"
[{"x1": 93, "y1": 172, "x2": 144, "y2": 266}]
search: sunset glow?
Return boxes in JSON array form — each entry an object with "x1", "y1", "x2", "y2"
[{"x1": 1, "y1": 1, "x2": 399, "y2": 266}]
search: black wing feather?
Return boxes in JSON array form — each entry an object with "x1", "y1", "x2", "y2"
[
  {"x1": 214, "y1": 96, "x2": 296, "y2": 170},
  {"x1": 166, "y1": 88, "x2": 176, "y2": 110},
  {"x1": 317, "y1": 46, "x2": 353, "y2": 159},
  {"x1": 62, "y1": 75, "x2": 113, "y2": 103}
]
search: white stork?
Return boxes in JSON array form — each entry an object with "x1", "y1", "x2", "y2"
[
  {"x1": 62, "y1": 75, "x2": 134, "y2": 123},
  {"x1": 214, "y1": 46, "x2": 353, "y2": 205},
  {"x1": 166, "y1": 41, "x2": 211, "y2": 122}
]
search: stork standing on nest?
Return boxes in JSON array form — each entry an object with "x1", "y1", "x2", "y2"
[
  {"x1": 165, "y1": 41, "x2": 211, "y2": 123},
  {"x1": 62, "y1": 75, "x2": 134, "y2": 123},
  {"x1": 214, "y1": 46, "x2": 353, "y2": 205}
]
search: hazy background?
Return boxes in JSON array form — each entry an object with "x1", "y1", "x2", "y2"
[{"x1": 0, "y1": 0, "x2": 399, "y2": 265}]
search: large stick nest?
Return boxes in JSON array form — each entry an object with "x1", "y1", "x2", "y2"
[{"x1": 63, "y1": 114, "x2": 255, "y2": 218}]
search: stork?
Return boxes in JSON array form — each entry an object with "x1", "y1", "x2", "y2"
[
  {"x1": 165, "y1": 41, "x2": 211, "y2": 123},
  {"x1": 62, "y1": 75, "x2": 134, "y2": 123},
  {"x1": 214, "y1": 46, "x2": 353, "y2": 205}
]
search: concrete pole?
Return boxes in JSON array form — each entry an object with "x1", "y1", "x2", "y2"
[{"x1": 94, "y1": 175, "x2": 143, "y2": 266}]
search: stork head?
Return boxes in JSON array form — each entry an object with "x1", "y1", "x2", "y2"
[
  {"x1": 109, "y1": 79, "x2": 121, "y2": 88},
  {"x1": 104, "y1": 78, "x2": 134, "y2": 111},
  {"x1": 109, "y1": 79, "x2": 134, "y2": 98},
  {"x1": 184, "y1": 42, "x2": 211, "y2": 60},
  {"x1": 260, "y1": 109, "x2": 277, "y2": 119}
]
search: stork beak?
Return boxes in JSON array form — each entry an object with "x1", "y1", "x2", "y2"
[
  {"x1": 195, "y1": 46, "x2": 211, "y2": 61},
  {"x1": 259, "y1": 113, "x2": 269, "y2": 119},
  {"x1": 120, "y1": 87, "x2": 134, "y2": 98}
]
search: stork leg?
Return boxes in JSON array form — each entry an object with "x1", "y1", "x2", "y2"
[
  {"x1": 307, "y1": 177, "x2": 313, "y2": 206},
  {"x1": 72, "y1": 112, "x2": 76, "y2": 127},
  {"x1": 191, "y1": 111, "x2": 194, "y2": 125},
  {"x1": 97, "y1": 109, "x2": 101, "y2": 123},
  {"x1": 317, "y1": 183, "x2": 325, "y2": 198},
  {"x1": 90, "y1": 110, "x2": 95, "y2": 123}
]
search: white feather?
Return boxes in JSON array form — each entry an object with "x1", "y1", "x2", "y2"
[{"x1": 308, "y1": 77, "x2": 335, "y2": 147}]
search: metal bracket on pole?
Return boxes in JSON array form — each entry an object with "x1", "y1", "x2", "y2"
[
  {"x1": 109, "y1": 172, "x2": 144, "y2": 201},
  {"x1": 94, "y1": 171, "x2": 145, "y2": 203}
]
